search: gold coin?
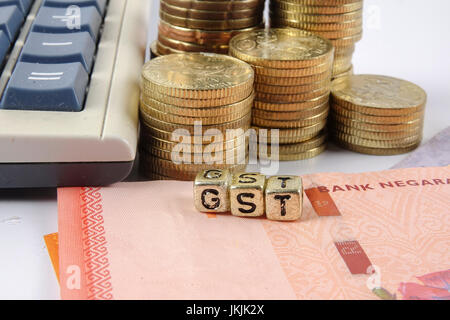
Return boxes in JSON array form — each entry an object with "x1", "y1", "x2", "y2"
[
  {"x1": 163, "y1": 0, "x2": 265, "y2": 11},
  {"x1": 253, "y1": 108, "x2": 329, "y2": 128},
  {"x1": 334, "y1": 140, "x2": 420, "y2": 156},
  {"x1": 144, "y1": 141, "x2": 249, "y2": 163},
  {"x1": 140, "y1": 154, "x2": 249, "y2": 176},
  {"x1": 142, "y1": 53, "x2": 254, "y2": 100},
  {"x1": 229, "y1": 28, "x2": 334, "y2": 69},
  {"x1": 253, "y1": 119, "x2": 327, "y2": 143},
  {"x1": 155, "y1": 40, "x2": 183, "y2": 55},
  {"x1": 271, "y1": 9, "x2": 363, "y2": 23},
  {"x1": 160, "y1": 10, "x2": 263, "y2": 31},
  {"x1": 157, "y1": 34, "x2": 229, "y2": 54},
  {"x1": 331, "y1": 100, "x2": 425, "y2": 117},
  {"x1": 307, "y1": 26, "x2": 362, "y2": 39},
  {"x1": 143, "y1": 89, "x2": 252, "y2": 108},
  {"x1": 332, "y1": 101, "x2": 425, "y2": 124},
  {"x1": 259, "y1": 144, "x2": 326, "y2": 161},
  {"x1": 274, "y1": 0, "x2": 362, "y2": 4},
  {"x1": 330, "y1": 33, "x2": 362, "y2": 47},
  {"x1": 150, "y1": 41, "x2": 160, "y2": 59},
  {"x1": 142, "y1": 103, "x2": 252, "y2": 125},
  {"x1": 141, "y1": 122, "x2": 252, "y2": 144},
  {"x1": 254, "y1": 92, "x2": 329, "y2": 111},
  {"x1": 330, "y1": 123, "x2": 422, "y2": 141},
  {"x1": 270, "y1": 1, "x2": 363, "y2": 14},
  {"x1": 141, "y1": 111, "x2": 252, "y2": 134},
  {"x1": 160, "y1": 0, "x2": 264, "y2": 20},
  {"x1": 331, "y1": 75, "x2": 427, "y2": 116},
  {"x1": 330, "y1": 113, "x2": 424, "y2": 132},
  {"x1": 140, "y1": 160, "x2": 249, "y2": 181},
  {"x1": 262, "y1": 131, "x2": 327, "y2": 154},
  {"x1": 270, "y1": 17, "x2": 362, "y2": 31},
  {"x1": 255, "y1": 78, "x2": 330, "y2": 94},
  {"x1": 253, "y1": 101, "x2": 329, "y2": 120},
  {"x1": 253, "y1": 61, "x2": 332, "y2": 78},
  {"x1": 141, "y1": 92, "x2": 254, "y2": 118},
  {"x1": 256, "y1": 86, "x2": 330, "y2": 103},
  {"x1": 158, "y1": 20, "x2": 263, "y2": 46},
  {"x1": 140, "y1": 133, "x2": 248, "y2": 153},
  {"x1": 255, "y1": 69, "x2": 331, "y2": 85},
  {"x1": 333, "y1": 131, "x2": 422, "y2": 148},
  {"x1": 332, "y1": 65, "x2": 353, "y2": 80}
]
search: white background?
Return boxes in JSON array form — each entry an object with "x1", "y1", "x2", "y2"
[{"x1": 0, "y1": 0, "x2": 449, "y2": 299}]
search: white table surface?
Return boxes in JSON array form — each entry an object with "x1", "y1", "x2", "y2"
[{"x1": 1, "y1": 0, "x2": 449, "y2": 299}]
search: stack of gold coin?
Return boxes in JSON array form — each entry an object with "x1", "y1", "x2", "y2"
[
  {"x1": 154, "y1": 0, "x2": 265, "y2": 56},
  {"x1": 229, "y1": 28, "x2": 334, "y2": 161},
  {"x1": 329, "y1": 75, "x2": 427, "y2": 155},
  {"x1": 269, "y1": 0, "x2": 363, "y2": 78},
  {"x1": 139, "y1": 53, "x2": 254, "y2": 180}
]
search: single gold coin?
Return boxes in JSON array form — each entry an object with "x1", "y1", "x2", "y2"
[
  {"x1": 330, "y1": 123, "x2": 422, "y2": 141},
  {"x1": 158, "y1": 20, "x2": 263, "y2": 46},
  {"x1": 331, "y1": 75, "x2": 427, "y2": 116},
  {"x1": 141, "y1": 135, "x2": 248, "y2": 154},
  {"x1": 259, "y1": 144, "x2": 326, "y2": 161},
  {"x1": 160, "y1": 10, "x2": 263, "y2": 31},
  {"x1": 143, "y1": 89, "x2": 252, "y2": 108},
  {"x1": 140, "y1": 153, "x2": 249, "y2": 175},
  {"x1": 271, "y1": 9, "x2": 363, "y2": 23},
  {"x1": 253, "y1": 61, "x2": 332, "y2": 78},
  {"x1": 253, "y1": 119, "x2": 327, "y2": 143},
  {"x1": 142, "y1": 103, "x2": 252, "y2": 125},
  {"x1": 253, "y1": 101, "x2": 329, "y2": 120},
  {"x1": 308, "y1": 26, "x2": 362, "y2": 39},
  {"x1": 229, "y1": 28, "x2": 334, "y2": 69},
  {"x1": 262, "y1": 131, "x2": 327, "y2": 154},
  {"x1": 255, "y1": 78, "x2": 330, "y2": 94},
  {"x1": 334, "y1": 140, "x2": 420, "y2": 156},
  {"x1": 270, "y1": 1, "x2": 363, "y2": 14},
  {"x1": 160, "y1": 0, "x2": 264, "y2": 20},
  {"x1": 330, "y1": 33, "x2": 363, "y2": 47},
  {"x1": 163, "y1": 0, "x2": 265, "y2": 11},
  {"x1": 157, "y1": 34, "x2": 229, "y2": 54},
  {"x1": 155, "y1": 40, "x2": 183, "y2": 55},
  {"x1": 142, "y1": 53, "x2": 254, "y2": 100},
  {"x1": 333, "y1": 131, "x2": 422, "y2": 149},
  {"x1": 140, "y1": 159, "x2": 249, "y2": 181},
  {"x1": 150, "y1": 41, "x2": 160, "y2": 59},
  {"x1": 331, "y1": 100, "x2": 425, "y2": 117},
  {"x1": 330, "y1": 113, "x2": 424, "y2": 133},
  {"x1": 141, "y1": 111, "x2": 252, "y2": 134},
  {"x1": 256, "y1": 86, "x2": 330, "y2": 103},
  {"x1": 144, "y1": 141, "x2": 249, "y2": 163},
  {"x1": 332, "y1": 65, "x2": 353, "y2": 80},
  {"x1": 253, "y1": 108, "x2": 329, "y2": 128},
  {"x1": 254, "y1": 92, "x2": 329, "y2": 111},
  {"x1": 270, "y1": 17, "x2": 362, "y2": 31},
  {"x1": 255, "y1": 69, "x2": 331, "y2": 85},
  {"x1": 277, "y1": 0, "x2": 362, "y2": 4},
  {"x1": 141, "y1": 92, "x2": 254, "y2": 118},
  {"x1": 141, "y1": 122, "x2": 252, "y2": 144},
  {"x1": 270, "y1": 18, "x2": 363, "y2": 32}
]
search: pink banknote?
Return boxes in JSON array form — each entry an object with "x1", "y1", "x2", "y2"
[{"x1": 57, "y1": 166, "x2": 450, "y2": 300}]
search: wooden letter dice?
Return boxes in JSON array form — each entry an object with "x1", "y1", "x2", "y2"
[
  {"x1": 194, "y1": 169, "x2": 231, "y2": 213},
  {"x1": 265, "y1": 176, "x2": 303, "y2": 221},
  {"x1": 230, "y1": 172, "x2": 266, "y2": 217}
]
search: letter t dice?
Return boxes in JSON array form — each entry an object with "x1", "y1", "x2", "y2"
[
  {"x1": 265, "y1": 176, "x2": 303, "y2": 221},
  {"x1": 194, "y1": 169, "x2": 231, "y2": 213}
]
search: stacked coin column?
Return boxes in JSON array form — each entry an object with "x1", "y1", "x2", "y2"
[
  {"x1": 329, "y1": 75, "x2": 426, "y2": 155},
  {"x1": 139, "y1": 53, "x2": 254, "y2": 180},
  {"x1": 269, "y1": 0, "x2": 363, "y2": 79},
  {"x1": 230, "y1": 28, "x2": 334, "y2": 161},
  {"x1": 152, "y1": 0, "x2": 265, "y2": 56}
]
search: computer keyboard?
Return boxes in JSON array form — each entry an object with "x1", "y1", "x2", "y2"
[{"x1": 0, "y1": 0, "x2": 147, "y2": 188}]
